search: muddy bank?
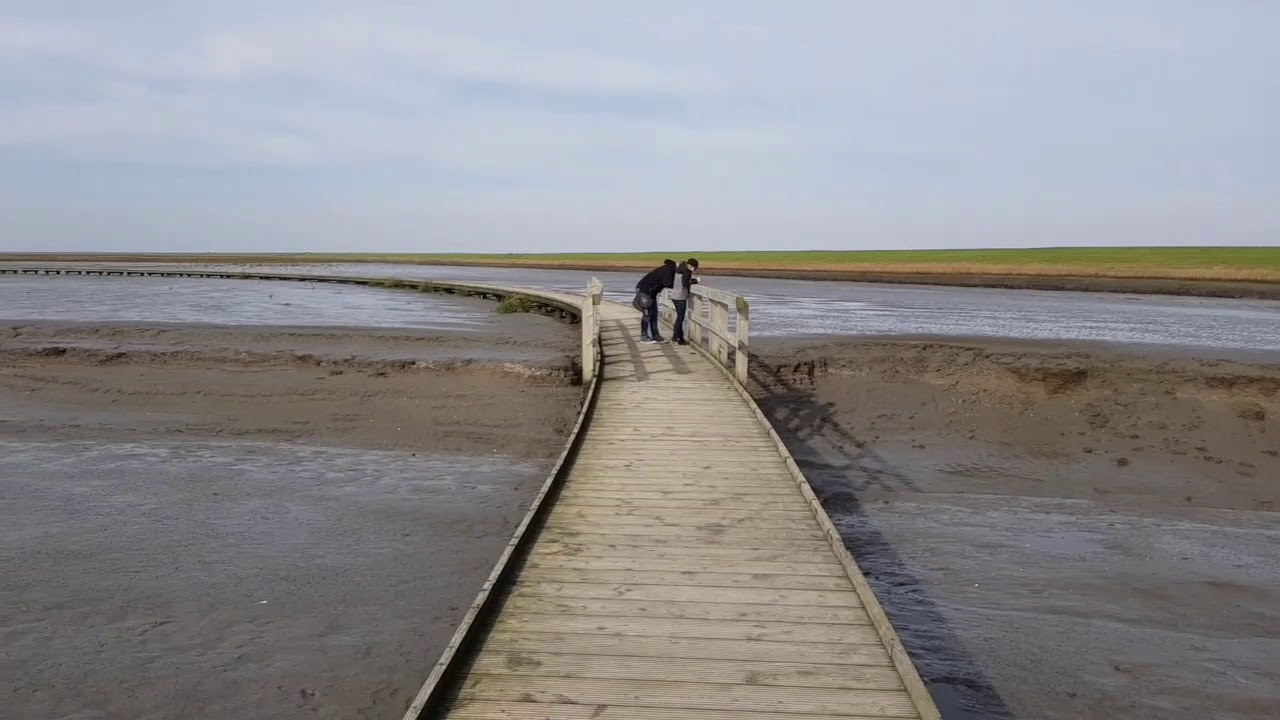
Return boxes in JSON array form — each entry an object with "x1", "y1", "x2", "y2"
[
  {"x1": 749, "y1": 337, "x2": 1280, "y2": 720},
  {"x1": 1, "y1": 322, "x2": 582, "y2": 719},
  {"x1": 6, "y1": 256, "x2": 1279, "y2": 299}
]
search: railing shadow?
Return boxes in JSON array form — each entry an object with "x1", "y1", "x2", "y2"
[{"x1": 747, "y1": 356, "x2": 1018, "y2": 720}]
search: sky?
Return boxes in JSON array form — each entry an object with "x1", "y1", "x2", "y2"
[{"x1": 1, "y1": 1, "x2": 1277, "y2": 253}]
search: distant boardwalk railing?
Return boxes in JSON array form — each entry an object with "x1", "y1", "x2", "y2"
[
  {"x1": 0, "y1": 265, "x2": 603, "y2": 383},
  {"x1": 5, "y1": 265, "x2": 940, "y2": 720}
]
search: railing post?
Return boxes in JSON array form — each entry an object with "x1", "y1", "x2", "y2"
[
  {"x1": 581, "y1": 277, "x2": 603, "y2": 384},
  {"x1": 711, "y1": 299, "x2": 730, "y2": 366},
  {"x1": 734, "y1": 296, "x2": 750, "y2": 384},
  {"x1": 657, "y1": 289, "x2": 672, "y2": 333},
  {"x1": 688, "y1": 293, "x2": 702, "y2": 347}
]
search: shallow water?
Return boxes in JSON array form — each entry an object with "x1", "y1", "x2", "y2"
[
  {"x1": 1, "y1": 439, "x2": 546, "y2": 720},
  {"x1": 0, "y1": 274, "x2": 495, "y2": 330},
  {"x1": 848, "y1": 496, "x2": 1280, "y2": 720},
  {"x1": 144, "y1": 262, "x2": 1280, "y2": 353},
  {"x1": 6, "y1": 262, "x2": 1279, "y2": 352}
]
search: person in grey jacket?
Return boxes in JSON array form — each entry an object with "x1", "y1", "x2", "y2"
[{"x1": 669, "y1": 258, "x2": 699, "y2": 345}]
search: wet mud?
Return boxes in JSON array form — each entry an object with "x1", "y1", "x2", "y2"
[
  {"x1": 1, "y1": 319, "x2": 582, "y2": 720},
  {"x1": 750, "y1": 337, "x2": 1280, "y2": 720}
]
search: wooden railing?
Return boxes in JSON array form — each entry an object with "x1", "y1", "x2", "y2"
[
  {"x1": 580, "y1": 278, "x2": 603, "y2": 383},
  {"x1": 659, "y1": 285, "x2": 750, "y2": 384},
  {"x1": 1, "y1": 265, "x2": 603, "y2": 385}
]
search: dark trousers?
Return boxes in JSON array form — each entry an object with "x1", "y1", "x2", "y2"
[
  {"x1": 640, "y1": 294, "x2": 661, "y2": 338},
  {"x1": 672, "y1": 299, "x2": 688, "y2": 341}
]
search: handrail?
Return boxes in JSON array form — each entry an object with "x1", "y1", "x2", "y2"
[
  {"x1": 659, "y1": 284, "x2": 750, "y2": 384},
  {"x1": 679, "y1": 308, "x2": 943, "y2": 720},
  {"x1": 399, "y1": 279, "x2": 606, "y2": 720}
]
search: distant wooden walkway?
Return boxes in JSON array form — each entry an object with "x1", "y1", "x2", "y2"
[{"x1": 2, "y1": 266, "x2": 940, "y2": 719}]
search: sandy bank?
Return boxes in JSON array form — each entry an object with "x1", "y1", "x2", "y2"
[
  {"x1": 749, "y1": 337, "x2": 1279, "y2": 719},
  {"x1": 6, "y1": 255, "x2": 1280, "y2": 299},
  {"x1": 417, "y1": 263, "x2": 1280, "y2": 301},
  {"x1": 2, "y1": 321, "x2": 582, "y2": 719}
]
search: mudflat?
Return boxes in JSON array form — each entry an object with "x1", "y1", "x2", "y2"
[
  {"x1": 751, "y1": 337, "x2": 1280, "y2": 720},
  {"x1": 1, "y1": 320, "x2": 582, "y2": 720}
]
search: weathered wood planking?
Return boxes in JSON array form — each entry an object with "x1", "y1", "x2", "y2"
[{"x1": 425, "y1": 302, "x2": 940, "y2": 719}]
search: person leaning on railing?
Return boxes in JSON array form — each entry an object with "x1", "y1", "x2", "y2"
[
  {"x1": 633, "y1": 259, "x2": 676, "y2": 343},
  {"x1": 669, "y1": 258, "x2": 700, "y2": 346}
]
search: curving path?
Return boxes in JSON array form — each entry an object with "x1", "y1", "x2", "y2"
[{"x1": 2, "y1": 267, "x2": 940, "y2": 720}]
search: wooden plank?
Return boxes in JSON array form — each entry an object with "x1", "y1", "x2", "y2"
[
  {"x1": 527, "y1": 556, "x2": 843, "y2": 577},
  {"x1": 517, "y1": 567, "x2": 852, "y2": 591},
  {"x1": 468, "y1": 653, "x2": 904, "y2": 690},
  {"x1": 510, "y1": 582, "x2": 860, "y2": 608},
  {"x1": 532, "y1": 542, "x2": 841, "y2": 565},
  {"x1": 573, "y1": 455, "x2": 792, "y2": 461},
  {"x1": 558, "y1": 496, "x2": 808, "y2": 511},
  {"x1": 457, "y1": 676, "x2": 919, "y2": 718},
  {"x1": 569, "y1": 464, "x2": 796, "y2": 473},
  {"x1": 446, "y1": 701, "x2": 895, "y2": 720},
  {"x1": 565, "y1": 473, "x2": 797, "y2": 482},
  {"x1": 582, "y1": 432, "x2": 776, "y2": 440},
  {"x1": 492, "y1": 614, "x2": 877, "y2": 644},
  {"x1": 551, "y1": 505, "x2": 812, "y2": 521},
  {"x1": 563, "y1": 471, "x2": 797, "y2": 482},
  {"x1": 536, "y1": 530, "x2": 831, "y2": 551},
  {"x1": 536, "y1": 524, "x2": 827, "y2": 542},
  {"x1": 559, "y1": 489, "x2": 800, "y2": 501},
  {"x1": 580, "y1": 433, "x2": 776, "y2": 442},
  {"x1": 469, "y1": 632, "x2": 890, "y2": 665},
  {"x1": 499, "y1": 595, "x2": 864, "y2": 624},
  {"x1": 546, "y1": 512, "x2": 814, "y2": 531},
  {"x1": 561, "y1": 480, "x2": 800, "y2": 491}
]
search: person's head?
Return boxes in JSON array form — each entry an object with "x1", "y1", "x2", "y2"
[
  {"x1": 687, "y1": 258, "x2": 699, "y2": 270},
  {"x1": 663, "y1": 258, "x2": 676, "y2": 267}
]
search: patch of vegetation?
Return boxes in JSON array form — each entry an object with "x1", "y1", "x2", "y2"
[
  {"x1": 496, "y1": 295, "x2": 537, "y2": 314},
  {"x1": 417, "y1": 281, "x2": 434, "y2": 292}
]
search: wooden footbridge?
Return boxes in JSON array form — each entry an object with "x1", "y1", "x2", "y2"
[{"x1": 4, "y1": 265, "x2": 940, "y2": 720}]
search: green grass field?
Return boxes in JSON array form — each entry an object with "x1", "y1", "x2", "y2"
[
  {"x1": 376, "y1": 246, "x2": 1280, "y2": 272},
  {"x1": 5, "y1": 246, "x2": 1278, "y2": 282}
]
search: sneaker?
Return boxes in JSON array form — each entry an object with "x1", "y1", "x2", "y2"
[
  {"x1": 640, "y1": 336, "x2": 655, "y2": 344},
  {"x1": 651, "y1": 335, "x2": 666, "y2": 343},
  {"x1": 674, "y1": 339, "x2": 688, "y2": 346}
]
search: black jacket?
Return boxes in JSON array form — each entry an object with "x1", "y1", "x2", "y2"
[{"x1": 636, "y1": 264, "x2": 676, "y2": 295}]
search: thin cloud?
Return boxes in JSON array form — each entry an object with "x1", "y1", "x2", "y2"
[{"x1": 0, "y1": 1, "x2": 1277, "y2": 251}]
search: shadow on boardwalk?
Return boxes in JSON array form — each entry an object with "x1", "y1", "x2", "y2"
[{"x1": 747, "y1": 358, "x2": 1017, "y2": 720}]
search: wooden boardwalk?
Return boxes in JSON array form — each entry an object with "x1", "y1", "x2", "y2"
[
  {"x1": 2, "y1": 266, "x2": 939, "y2": 719},
  {"x1": 415, "y1": 298, "x2": 940, "y2": 719}
]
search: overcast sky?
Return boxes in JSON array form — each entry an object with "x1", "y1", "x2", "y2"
[{"x1": 1, "y1": 1, "x2": 1277, "y2": 253}]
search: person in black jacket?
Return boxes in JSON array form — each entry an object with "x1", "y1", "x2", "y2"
[
  {"x1": 669, "y1": 258, "x2": 699, "y2": 345},
  {"x1": 634, "y1": 259, "x2": 676, "y2": 342}
]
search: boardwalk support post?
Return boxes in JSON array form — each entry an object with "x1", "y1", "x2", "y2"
[
  {"x1": 711, "y1": 298, "x2": 729, "y2": 364},
  {"x1": 688, "y1": 293, "x2": 702, "y2": 345},
  {"x1": 581, "y1": 277, "x2": 603, "y2": 384},
  {"x1": 735, "y1": 295, "x2": 750, "y2": 384}
]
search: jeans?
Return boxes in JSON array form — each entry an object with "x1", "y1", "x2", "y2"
[
  {"x1": 672, "y1": 299, "x2": 688, "y2": 342},
  {"x1": 640, "y1": 293, "x2": 661, "y2": 338}
]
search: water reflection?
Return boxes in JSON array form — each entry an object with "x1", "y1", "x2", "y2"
[
  {"x1": 5, "y1": 262, "x2": 1279, "y2": 353},
  {"x1": 0, "y1": 274, "x2": 493, "y2": 329}
]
